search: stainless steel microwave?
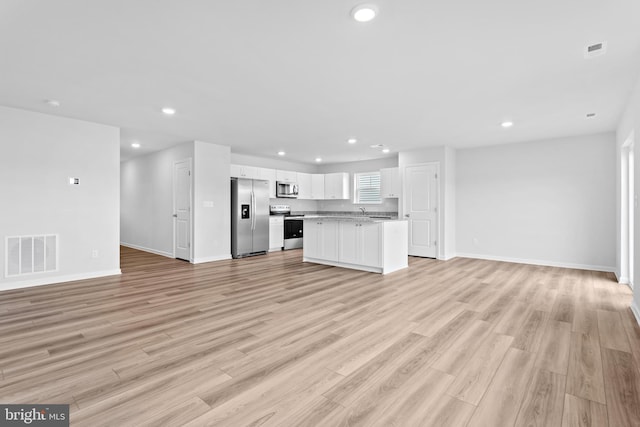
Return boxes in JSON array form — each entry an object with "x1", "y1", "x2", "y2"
[{"x1": 276, "y1": 181, "x2": 298, "y2": 198}]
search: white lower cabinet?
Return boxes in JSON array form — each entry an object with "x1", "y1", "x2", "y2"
[
  {"x1": 269, "y1": 216, "x2": 284, "y2": 251},
  {"x1": 339, "y1": 222, "x2": 381, "y2": 267},
  {"x1": 303, "y1": 220, "x2": 338, "y2": 261}
]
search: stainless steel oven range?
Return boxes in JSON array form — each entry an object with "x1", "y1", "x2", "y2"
[{"x1": 270, "y1": 204, "x2": 303, "y2": 250}]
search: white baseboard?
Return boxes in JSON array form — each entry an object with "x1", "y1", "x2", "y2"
[
  {"x1": 0, "y1": 269, "x2": 122, "y2": 292},
  {"x1": 454, "y1": 252, "x2": 616, "y2": 273},
  {"x1": 192, "y1": 254, "x2": 232, "y2": 264},
  {"x1": 120, "y1": 242, "x2": 173, "y2": 258},
  {"x1": 631, "y1": 301, "x2": 640, "y2": 327}
]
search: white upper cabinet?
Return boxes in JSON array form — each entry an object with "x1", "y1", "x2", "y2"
[
  {"x1": 231, "y1": 165, "x2": 277, "y2": 196},
  {"x1": 311, "y1": 174, "x2": 325, "y2": 200},
  {"x1": 230, "y1": 164, "x2": 258, "y2": 178},
  {"x1": 276, "y1": 169, "x2": 297, "y2": 183},
  {"x1": 297, "y1": 172, "x2": 312, "y2": 199},
  {"x1": 256, "y1": 167, "x2": 277, "y2": 197},
  {"x1": 232, "y1": 165, "x2": 354, "y2": 200},
  {"x1": 380, "y1": 167, "x2": 400, "y2": 198},
  {"x1": 230, "y1": 165, "x2": 276, "y2": 196},
  {"x1": 324, "y1": 172, "x2": 349, "y2": 200}
]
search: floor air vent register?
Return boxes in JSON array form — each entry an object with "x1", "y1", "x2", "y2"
[{"x1": 5, "y1": 235, "x2": 58, "y2": 277}]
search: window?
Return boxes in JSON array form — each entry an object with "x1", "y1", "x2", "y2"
[{"x1": 354, "y1": 171, "x2": 381, "y2": 204}]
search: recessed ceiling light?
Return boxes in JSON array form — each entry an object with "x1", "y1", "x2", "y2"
[
  {"x1": 131, "y1": 143, "x2": 141, "y2": 148},
  {"x1": 347, "y1": 138, "x2": 357, "y2": 144},
  {"x1": 45, "y1": 99, "x2": 60, "y2": 107},
  {"x1": 351, "y1": 4, "x2": 378, "y2": 22},
  {"x1": 161, "y1": 107, "x2": 176, "y2": 115},
  {"x1": 277, "y1": 151, "x2": 286, "y2": 156},
  {"x1": 315, "y1": 157, "x2": 323, "y2": 162},
  {"x1": 382, "y1": 148, "x2": 390, "y2": 153},
  {"x1": 501, "y1": 121, "x2": 514, "y2": 128}
]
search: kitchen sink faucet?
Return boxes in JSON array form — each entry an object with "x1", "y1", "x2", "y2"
[{"x1": 359, "y1": 207, "x2": 367, "y2": 215}]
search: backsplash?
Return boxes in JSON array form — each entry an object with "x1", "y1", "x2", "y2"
[{"x1": 269, "y1": 198, "x2": 318, "y2": 212}]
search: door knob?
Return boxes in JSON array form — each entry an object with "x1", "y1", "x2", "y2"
[
  {"x1": 173, "y1": 214, "x2": 178, "y2": 218},
  {"x1": 405, "y1": 214, "x2": 410, "y2": 218}
]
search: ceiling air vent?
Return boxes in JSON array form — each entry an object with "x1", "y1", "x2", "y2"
[{"x1": 584, "y1": 41, "x2": 607, "y2": 59}]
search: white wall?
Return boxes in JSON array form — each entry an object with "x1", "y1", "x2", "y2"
[
  {"x1": 456, "y1": 133, "x2": 616, "y2": 271},
  {"x1": 121, "y1": 141, "x2": 232, "y2": 262},
  {"x1": 0, "y1": 106, "x2": 120, "y2": 290},
  {"x1": 399, "y1": 147, "x2": 456, "y2": 259},
  {"x1": 616, "y1": 71, "x2": 640, "y2": 322},
  {"x1": 317, "y1": 157, "x2": 399, "y2": 213},
  {"x1": 120, "y1": 142, "x2": 194, "y2": 256},
  {"x1": 193, "y1": 141, "x2": 231, "y2": 263},
  {"x1": 231, "y1": 153, "x2": 318, "y2": 173}
]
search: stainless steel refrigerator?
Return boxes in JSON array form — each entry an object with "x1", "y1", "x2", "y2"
[{"x1": 231, "y1": 178, "x2": 270, "y2": 258}]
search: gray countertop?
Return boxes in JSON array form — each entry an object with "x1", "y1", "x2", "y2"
[{"x1": 302, "y1": 214, "x2": 402, "y2": 223}]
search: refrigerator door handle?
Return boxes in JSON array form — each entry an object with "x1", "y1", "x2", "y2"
[{"x1": 251, "y1": 191, "x2": 255, "y2": 231}]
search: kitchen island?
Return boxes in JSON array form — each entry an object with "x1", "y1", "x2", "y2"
[{"x1": 303, "y1": 216, "x2": 408, "y2": 274}]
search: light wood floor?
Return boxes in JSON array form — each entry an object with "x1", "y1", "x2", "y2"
[{"x1": 1, "y1": 247, "x2": 640, "y2": 426}]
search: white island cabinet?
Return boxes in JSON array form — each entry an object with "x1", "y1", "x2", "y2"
[
  {"x1": 304, "y1": 220, "x2": 339, "y2": 260},
  {"x1": 303, "y1": 217, "x2": 408, "y2": 274}
]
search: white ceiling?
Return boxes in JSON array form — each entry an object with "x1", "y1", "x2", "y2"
[{"x1": 1, "y1": 0, "x2": 639, "y2": 164}]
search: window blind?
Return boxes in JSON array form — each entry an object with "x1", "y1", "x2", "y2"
[{"x1": 355, "y1": 172, "x2": 381, "y2": 204}]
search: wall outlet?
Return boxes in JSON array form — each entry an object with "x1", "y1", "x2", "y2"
[{"x1": 92, "y1": 249, "x2": 99, "y2": 258}]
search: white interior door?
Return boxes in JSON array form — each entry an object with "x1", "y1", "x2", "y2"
[
  {"x1": 403, "y1": 163, "x2": 438, "y2": 258},
  {"x1": 173, "y1": 159, "x2": 192, "y2": 261}
]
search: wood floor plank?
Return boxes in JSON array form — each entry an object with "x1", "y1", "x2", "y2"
[
  {"x1": 551, "y1": 293, "x2": 575, "y2": 323},
  {"x1": 431, "y1": 319, "x2": 493, "y2": 376},
  {"x1": 494, "y1": 301, "x2": 533, "y2": 337},
  {"x1": 446, "y1": 332, "x2": 514, "y2": 405},
  {"x1": 535, "y1": 319, "x2": 572, "y2": 375},
  {"x1": 572, "y1": 307, "x2": 599, "y2": 336},
  {"x1": 371, "y1": 368, "x2": 457, "y2": 427},
  {"x1": 322, "y1": 332, "x2": 427, "y2": 406},
  {"x1": 511, "y1": 310, "x2": 549, "y2": 353},
  {"x1": 514, "y1": 368, "x2": 565, "y2": 427},
  {"x1": 561, "y1": 393, "x2": 608, "y2": 427},
  {"x1": 598, "y1": 309, "x2": 632, "y2": 352},
  {"x1": 467, "y1": 347, "x2": 536, "y2": 427},
  {"x1": 0, "y1": 247, "x2": 638, "y2": 426},
  {"x1": 565, "y1": 331, "x2": 606, "y2": 404},
  {"x1": 601, "y1": 347, "x2": 640, "y2": 426}
]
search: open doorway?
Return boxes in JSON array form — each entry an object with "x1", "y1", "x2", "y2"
[{"x1": 622, "y1": 131, "x2": 635, "y2": 288}]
